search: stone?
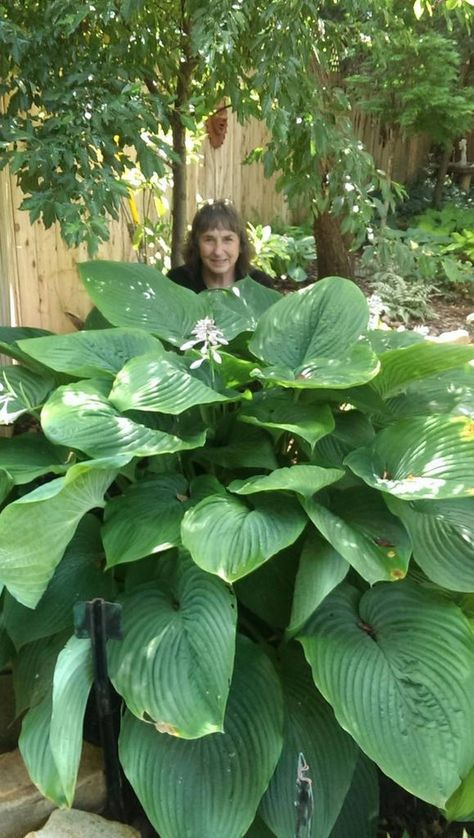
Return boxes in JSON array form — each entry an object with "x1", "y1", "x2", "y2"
[
  {"x1": 428, "y1": 329, "x2": 471, "y2": 345},
  {"x1": 0, "y1": 743, "x2": 106, "y2": 838},
  {"x1": 23, "y1": 808, "x2": 140, "y2": 837}
]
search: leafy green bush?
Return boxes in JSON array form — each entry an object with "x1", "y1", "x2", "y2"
[
  {"x1": 412, "y1": 203, "x2": 474, "y2": 238},
  {"x1": 361, "y1": 225, "x2": 473, "y2": 322},
  {"x1": 1, "y1": 265, "x2": 474, "y2": 836},
  {"x1": 247, "y1": 222, "x2": 316, "y2": 282}
]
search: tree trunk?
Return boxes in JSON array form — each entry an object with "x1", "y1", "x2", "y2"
[
  {"x1": 432, "y1": 145, "x2": 452, "y2": 211},
  {"x1": 170, "y1": 16, "x2": 197, "y2": 269},
  {"x1": 313, "y1": 211, "x2": 354, "y2": 280},
  {"x1": 170, "y1": 113, "x2": 188, "y2": 268}
]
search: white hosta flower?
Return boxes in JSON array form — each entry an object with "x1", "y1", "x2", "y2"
[{"x1": 180, "y1": 317, "x2": 228, "y2": 368}]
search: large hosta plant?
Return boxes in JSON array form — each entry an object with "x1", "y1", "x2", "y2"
[{"x1": 1, "y1": 261, "x2": 474, "y2": 836}]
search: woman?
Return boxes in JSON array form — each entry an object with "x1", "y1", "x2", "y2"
[{"x1": 167, "y1": 200, "x2": 273, "y2": 292}]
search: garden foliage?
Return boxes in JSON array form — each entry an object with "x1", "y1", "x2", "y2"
[{"x1": 1, "y1": 264, "x2": 474, "y2": 836}]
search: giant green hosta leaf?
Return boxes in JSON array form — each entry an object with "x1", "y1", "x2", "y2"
[
  {"x1": 41, "y1": 379, "x2": 206, "y2": 458},
  {"x1": 181, "y1": 489, "x2": 308, "y2": 582},
  {"x1": 202, "y1": 276, "x2": 281, "y2": 340},
  {"x1": 312, "y1": 410, "x2": 375, "y2": 470},
  {"x1": 303, "y1": 489, "x2": 411, "y2": 584},
  {"x1": 298, "y1": 582, "x2": 474, "y2": 807},
  {"x1": 346, "y1": 416, "x2": 474, "y2": 500},
  {"x1": 0, "y1": 326, "x2": 53, "y2": 369},
  {"x1": 368, "y1": 329, "x2": 424, "y2": 354},
  {"x1": 380, "y1": 367, "x2": 474, "y2": 424},
  {"x1": 259, "y1": 646, "x2": 358, "y2": 838},
  {"x1": 0, "y1": 365, "x2": 54, "y2": 424},
  {"x1": 387, "y1": 496, "x2": 474, "y2": 591},
  {"x1": 13, "y1": 632, "x2": 69, "y2": 716},
  {"x1": 49, "y1": 637, "x2": 93, "y2": 805},
  {"x1": 0, "y1": 434, "x2": 70, "y2": 485},
  {"x1": 19, "y1": 694, "x2": 68, "y2": 806},
  {"x1": 445, "y1": 764, "x2": 474, "y2": 821},
  {"x1": 110, "y1": 352, "x2": 238, "y2": 414},
  {"x1": 372, "y1": 342, "x2": 474, "y2": 399},
  {"x1": 18, "y1": 328, "x2": 164, "y2": 378},
  {"x1": 249, "y1": 277, "x2": 369, "y2": 367},
  {"x1": 198, "y1": 425, "x2": 278, "y2": 471},
  {"x1": 108, "y1": 553, "x2": 236, "y2": 738},
  {"x1": 119, "y1": 636, "x2": 284, "y2": 838},
  {"x1": 228, "y1": 465, "x2": 344, "y2": 499},
  {"x1": 238, "y1": 391, "x2": 335, "y2": 450},
  {"x1": 251, "y1": 342, "x2": 380, "y2": 390},
  {"x1": 102, "y1": 473, "x2": 192, "y2": 567},
  {"x1": 19, "y1": 636, "x2": 93, "y2": 807},
  {"x1": 288, "y1": 529, "x2": 349, "y2": 637},
  {"x1": 0, "y1": 602, "x2": 14, "y2": 670},
  {"x1": 0, "y1": 468, "x2": 13, "y2": 504},
  {"x1": 234, "y1": 545, "x2": 300, "y2": 631},
  {"x1": 0, "y1": 458, "x2": 122, "y2": 608},
  {"x1": 4, "y1": 515, "x2": 115, "y2": 649},
  {"x1": 78, "y1": 261, "x2": 206, "y2": 346},
  {"x1": 329, "y1": 753, "x2": 379, "y2": 838}
]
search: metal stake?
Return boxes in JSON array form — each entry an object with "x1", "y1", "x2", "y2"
[{"x1": 74, "y1": 598, "x2": 125, "y2": 823}]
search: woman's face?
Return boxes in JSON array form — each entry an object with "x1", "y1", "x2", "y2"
[{"x1": 198, "y1": 227, "x2": 241, "y2": 284}]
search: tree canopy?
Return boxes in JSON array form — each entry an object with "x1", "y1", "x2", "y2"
[{"x1": 0, "y1": 0, "x2": 473, "y2": 271}]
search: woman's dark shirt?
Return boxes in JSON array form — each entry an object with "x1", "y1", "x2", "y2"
[{"x1": 167, "y1": 264, "x2": 273, "y2": 293}]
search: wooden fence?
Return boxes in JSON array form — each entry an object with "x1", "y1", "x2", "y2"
[{"x1": 0, "y1": 108, "x2": 463, "y2": 334}]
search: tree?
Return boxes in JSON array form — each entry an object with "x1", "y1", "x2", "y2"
[
  {"x1": 2, "y1": 1, "x2": 470, "y2": 278},
  {"x1": 0, "y1": 0, "x2": 394, "y2": 277},
  {"x1": 0, "y1": 0, "x2": 245, "y2": 263},
  {"x1": 347, "y1": 7, "x2": 474, "y2": 211}
]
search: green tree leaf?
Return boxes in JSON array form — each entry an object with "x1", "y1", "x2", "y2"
[
  {"x1": 346, "y1": 416, "x2": 474, "y2": 499},
  {"x1": 108, "y1": 552, "x2": 237, "y2": 738},
  {"x1": 119, "y1": 636, "x2": 284, "y2": 838},
  {"x1": 182, "y1": 489, "x2": 308, "y2": 582},
  {"x1": 298, "y1": 582, "x2": 474, "y2": 807}
]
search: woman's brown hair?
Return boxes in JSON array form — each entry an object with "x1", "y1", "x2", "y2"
[{"x1": 183, "y1": 200, "x2": 252, "y2": 278}]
